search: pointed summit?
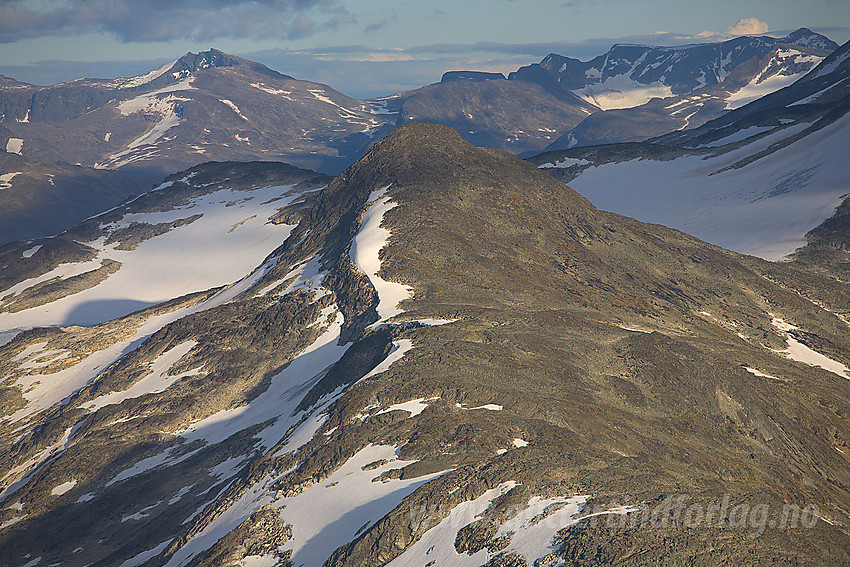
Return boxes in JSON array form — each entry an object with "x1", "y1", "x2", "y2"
[
  {"x1": 165, "y1": 48, "x2": 294, "y2": 82},
  {"x1": 780, "y1": 27, "x2": 838, "y2": 50}
]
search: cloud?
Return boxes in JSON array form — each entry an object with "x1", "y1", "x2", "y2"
[
  {"x1": 0, "y1": 0, "x2": 352, "y2": 43},
  {"x1": 314, "y1": 49, "x2": 415, "y2": 63},
  {"x1": 727, "y1": 17, "x2": 769, "y2": 36},
  {"x1": 694, "y1": 17, "x2": 769, "y2": 40},
  {"x1": 363, "y1": 13, "x2": 398, "y2": 34}
]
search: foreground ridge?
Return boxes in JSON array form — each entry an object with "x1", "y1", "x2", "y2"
[{"x1": 0, "y1": 123, "x2": 847, "y2": 566}]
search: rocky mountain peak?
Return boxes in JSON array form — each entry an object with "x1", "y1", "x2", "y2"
[
  {"x1": 173, "y1": 47, "x2": 242, "y2": 72},
  {"x1": 780, "y1": 27, "x2": 839, "y2": 50},
  {"x1": 166, "y1": 48, "x2": 293, "y2": 82}
]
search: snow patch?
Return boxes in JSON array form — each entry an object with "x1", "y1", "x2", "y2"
[
  {"x1": 387, "y1": 482, "x2": 518, "y2": 567},
  {"x1": 456, "y1": 403, "x2": 503, "y2": 411},
  {"x1": 0, "y1": 171, "x2": 22, "y2": 189},
  {"x1": 538, "y1": 158, "x2": 591, "y2": 169},
  {"x1": 168, "y1": 485, "x2": 194, "y2": 505},
  {"x1": 726, "y1": 51, "x2": 822, "y2": 110},
  {"x1": 5, "y1": 138, "x2": 23, "y2": 154},
  {"x1": 745, "y1": 367, "x2": 781, "y2": 380},
  {"x1": 118, "y1": 539, "x2": 174, "y2": 567},
  {"x1": 700, "y1": 125, "x2": 776, "y2": 148},
  {"x1": 357, "y1": 339, "x2": 414, "y2": 385},
  {"x1": 236, "y1": 556, "x2": 277, "y2": 567},
  {"x1": 375, "y1": 397, "x2": 440, "y2": 418},
  {"x1": 21, "y1": 244, "x2": 42, "y2": 258},
  {"x1": 496, "y1": 494, "x2": 586, "y2": 564},
  {"x1": 574, "y1": 75, "x2": 672, "y2": 110},
  {"x1": 117, "y1": 77, "x2": 194, "y2": 115},
  {"x1": 121, "y1": 500, "x2": 162, "y2": 522},
  {"x1": 0, "y1": 516, "x2": 25, "y2": 530},
  {"x1": 114, "y1": 60, "x2": 176, "y2": 89},
  {"x1": 278, "y1": 444, "x2": 447, "y2": 567},
  {"x1": 778, "y1": 338, "x2": 850, "y2": 379},
  {"x1": 771, "y1": 317, "x2": 850, "y2": 378},
  {"x1": 4, "y1": 310, "x2": 202, "y2": 424},
  {"x1": 178, "y1": 310, "x2": 345, "y2": 448},
  {"x1": 788, "y1": 77, "x2": 848, "y2": 106},
  {"x1": 814, "y1": 49, "x2": 850, "y2": 78},
  {"x1": 349, "y1": 185, "x2": 413, "y2": 323},
  {"x1": 50, "y1": 480, "x2": 77, "y2": 496},
  {"x1": 220, "y1": 99, "x2": 248, "y2": 121},
  {"x1": 81, "y1": 341, "x2": 201, "y2": 411}
]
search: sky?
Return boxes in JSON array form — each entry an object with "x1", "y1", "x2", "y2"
[{"x1": 0, "y1": 0, "x2": 847, "y2": 98}]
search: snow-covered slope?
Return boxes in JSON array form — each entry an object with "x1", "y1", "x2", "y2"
[
  {"x1": 0, "y1": 162, "x2": 329, "y2": 342},
  {"x1": 554, "y1": 113, "x2": 849, "y2": 259},
  {"x1": 535, "y1": 38, "x2": 850, "y2": 259}
]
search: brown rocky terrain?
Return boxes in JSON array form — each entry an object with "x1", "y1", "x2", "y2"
[{"x1": 0, "y1": 123, "x2": 847, "y2": 566}]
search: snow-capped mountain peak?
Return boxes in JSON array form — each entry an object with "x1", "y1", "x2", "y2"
[{"x1": 780, "y1": 27, "x2": 839, "y2": 50}]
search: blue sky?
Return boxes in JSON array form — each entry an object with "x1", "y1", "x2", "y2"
[{"x1": 0, "y1": 0, "x2": 847, "y2": 98}]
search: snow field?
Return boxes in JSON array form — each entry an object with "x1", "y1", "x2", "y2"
[
  {"x1": 0, "y1": 183, "x2": 307, "y2": 331},
  {"x1": 770, "y1": 317, "x2": 850, "y2": 379},
  {"x1": 349, "y1": 185, "x2": 413, "y2": 323},
  {"x1": 565, "y1": 112, "x2": 850, "y2": 259}
]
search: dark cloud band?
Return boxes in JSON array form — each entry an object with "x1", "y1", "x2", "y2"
[{"x1": 0, "y1": 0, "x2": 351, "y2": 43}]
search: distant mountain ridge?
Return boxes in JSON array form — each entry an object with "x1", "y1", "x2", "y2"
[
  {"x1": 530, "y1": 37, "x2": 850, "y2": 261},
  {"x1": 513, "y1": 28, "x2": 836, "y2": 109},
  {"x1": 0, "y1": 48, "x2": 392, "y2": 177},
  {"x1": 0, "y1": 29, "x2": 838, "y2": 179}
]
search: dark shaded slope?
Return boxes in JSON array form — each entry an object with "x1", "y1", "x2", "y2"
[
  {"x1": 384, "y1": 78, "x2": 597, "y2": 156},
  {"x1": 0, "y1": 152, "x2": 149, "y2": 245}
]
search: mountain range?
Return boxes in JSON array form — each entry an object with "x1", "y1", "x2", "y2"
[
  {"x1": 0, "y1": 49, "x2": 392, "y2": 178},
  {"x1": 0, "y1": 28, "x2": 837, "y2": 179},
  {"x1": 542, "y1": 31, "x2": 834, "y2": 148},
  {"x1": 0, "y1": 28, "x2": 839, "y2": 247},
  {"x1": 0, "y1": 24, "x2": 849, "y2": 567},
  {"x1": 532, "y1": 36, "x2": 850, "y2": 261}
]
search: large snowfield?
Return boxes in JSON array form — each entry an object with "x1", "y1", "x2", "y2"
[
  {"x1": 564, "y1": 113, "x2": 850, "y2": 260},
  {"x1": 0, "y1": 183, "x2": 308, "y2": 337}
]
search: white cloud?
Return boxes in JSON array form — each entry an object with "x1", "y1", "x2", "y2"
[
  {"x1": 695, "y1": 17, "x2": 769, "y2": 40},
  {"x1": 728, "y1": 17, "x2": 769, "y2": 36}
]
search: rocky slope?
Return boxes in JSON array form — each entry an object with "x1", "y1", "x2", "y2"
[
  {"x1": 0, "y1": 123, "x2": 848, "y2": 566},
  {"x1": 531, "y1": 38, "x2": 850, "y2": 261},
  {"x1": 375, "y1": 76, "x2": 597, "y2": 157},
  {"x1": 0, "y1": 49, "x2": 392, "y2": 177}
]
